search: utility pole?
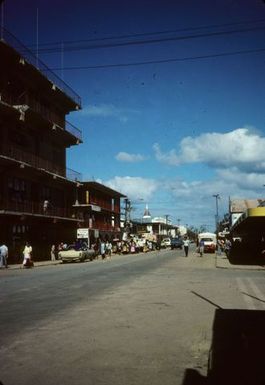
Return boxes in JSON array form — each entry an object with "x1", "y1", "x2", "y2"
[
  {"x1": 213, "y1": 194, "x2": 220, "y2": 233},
  {"x1": 165, "y1": 214, "x2": 169, "y2": 235},
  {"x1": 124, "y1": 198, "x2": 131, "y2": 237},
  {"x1": 176, "y1": 218, "x2": 181, "y2": 236}
]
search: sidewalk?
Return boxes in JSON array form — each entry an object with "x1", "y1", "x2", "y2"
[
  {"x1": 2, "y1": 259, "x2": 62, "y2": 270},
  {"x1": 215, "y1": 253, "x2": 265, "y2": 270}
]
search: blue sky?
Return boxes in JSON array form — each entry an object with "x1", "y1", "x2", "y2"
[{"x1": 3, "y1": 0, "x2": 265, "y2": 230}]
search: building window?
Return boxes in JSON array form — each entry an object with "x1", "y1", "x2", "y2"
[
  {"x1": 41, "y1": 186, "x2": 51, "y2": 201},
  {"x1": 8, "y1": 177, "x2": 29, "y2": 202},
  {"x1": 12, "y1": 224, "x2": 29, "y2": 234}
]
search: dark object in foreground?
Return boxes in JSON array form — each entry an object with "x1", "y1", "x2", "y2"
[{"x1": 208, "y1": 309, "x2": 265, "y2": 385}]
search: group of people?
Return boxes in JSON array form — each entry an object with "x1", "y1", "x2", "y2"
[
  {"x1": 50, "y1": 242, "x2": 69, "y2": 261},
  {"x1": 110, "y1": 239, "x2": 155, "y2": 255},
  {"x1": 0, "y1": 242, "x2": 33, "y2": 269},
  {"x1": 0, "y1": 236, "x2": 228, "y2": 268},
  {"x1": 87, "y1": 238, "x2": 158, "y2": 260}
]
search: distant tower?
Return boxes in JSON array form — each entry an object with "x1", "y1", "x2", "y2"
[{"x1": 143, "y1": 204, "x2": 151, "y2": 221}]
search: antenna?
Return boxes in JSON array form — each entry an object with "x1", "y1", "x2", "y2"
[
  {"x1": 61, "y1": 41, "x2": 64, "y2": 80},
  {"x1": 36, "y1": 7, "x2": 39, "y2": 68},
  {"x1": 1, "y1": 0, "x2": 4, "y2": 41}
]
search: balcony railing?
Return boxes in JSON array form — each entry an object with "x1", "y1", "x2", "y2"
[
  {"x1": 89, "y1": 200, "x2": 120, "y2": 213},
  {"x1": 0, "y1": 144, "x2": 82, "y2": 181},
  {"x1": 92, "y1": 222, "x2": 121, "y2": 231},
  {"x1": 0, "y1": 91, "x2": 82, "y2": 141},
  {"x1": 0, "y1": 199, "x2": 77, "y2": 220},
  {"x1": 1, "y1": 28, "x2": 81, "y2": 107},
  {"x1": 67, "y1": 168, "x2": 82, "y2": 182},
  {"x1": 65, "y1": 120, "x2": 82, "y2": 142}
]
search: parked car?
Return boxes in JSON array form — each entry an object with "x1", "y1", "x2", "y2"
[
  {"x1": 161, "y1": 237, "x2": 171, "y2": 248},
  {"x1": 58, "y1": 245, "x2": 96, "y2": 263},
  {"x1": 171, "y1": 237, "x2": 183, "y2": 249}
]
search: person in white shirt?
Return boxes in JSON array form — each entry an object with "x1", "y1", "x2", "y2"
[
  {"x1": 22, "y1": 242, "x2": 33, "y2": 267},
  {"x1": 0, "y1": 244, "x2": 8, "y2": 268},
  {"x1": 43, "y1": 200, "x2": 49, "y2": 213},
  {"x1": 183, "y1": 237, "x2": 190, "y2": 257}
]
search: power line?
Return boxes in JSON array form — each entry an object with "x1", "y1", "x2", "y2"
[
  {"x1": 33, "y1": 25, "x2": 265, "y2": 54},
  {"x1": 48, "y1": 47, "x2": 265, "y2": 71},
  {"x1": 28, "y1": 18, "x2": 265, "y2": 49}
]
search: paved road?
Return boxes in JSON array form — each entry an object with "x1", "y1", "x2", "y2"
[{"x1": 1, "y1": 247, "x2": 265, "y2": 385}]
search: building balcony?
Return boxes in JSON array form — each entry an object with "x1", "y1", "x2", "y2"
[
  {"x1": 1, "y1": 28, "x2": 81, "y2": 108},
  {"x1": 0, "y1": 144, "x2": 82, "y2": 181},
  {"x1": 0, "y1": 199, "x2": 80, "y2": 221},
  {"x1": 0, "y1": 92, "x2": 82, "y2": 142},
  {"x1": 92, "y1": 223, "x2": 121, "y2": 232},
  {"x1": 89, "y1": 200, "x2": 121, "y2": 213},
  {"x1": 65, "y1": 120, "x2": 82, "y2": 142}
]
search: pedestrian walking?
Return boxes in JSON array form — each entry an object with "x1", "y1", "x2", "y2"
[
  {"x1": 224, "y1": 238, "x2": 232, "y2": 257},
  {"x1": 100, "y1": 240, "x2": 106, "y2": 259},
  {"x1": 51, "y1": 244, "x2": 56, "y2": 261},
  {"x1": 183, "y1": 237, "x2": 190, "y2": 257},
  {"x1": 198, "y1": 239, "x2": 204, "y2": 257},
  {"x1": 106, "y1": 241, "x2": 112, "y2": 258},
  {"x1": 0, "y1": 244, "x2": 8, "y2": 268},
  {"x1": 22, "y1": 242, "x2": 33, "y2": 268}
]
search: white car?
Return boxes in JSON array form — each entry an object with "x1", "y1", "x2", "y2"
[
  {"x1": 161, "y1": 238, "x2": 171, "y2": 248},
  {"x1": 58, "y1": 245, "x2": 96, "y2": 263}
]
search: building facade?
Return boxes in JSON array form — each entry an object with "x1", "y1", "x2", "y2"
[
  {"x1": 74, "y1": 181, "x2": 126, "y2": 246},
  {"x1": 0, "y1": 29, "x2": 83, "y2": 262}
]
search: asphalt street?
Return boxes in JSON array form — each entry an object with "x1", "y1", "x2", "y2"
[{"x1": 1, "y1": 247, "x2": 265, "y2": 385}]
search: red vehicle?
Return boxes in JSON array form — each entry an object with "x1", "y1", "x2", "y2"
[{"x1": 198, "y1": 233, "x2": 217, "y2": 253}]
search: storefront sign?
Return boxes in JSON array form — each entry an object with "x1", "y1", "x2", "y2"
[
  {"x1": 77, "y1": 228, "x2": 89, "y2": 239},
  {"x1": 90, "y1": 204, "x2": 101, "y2": 212}
]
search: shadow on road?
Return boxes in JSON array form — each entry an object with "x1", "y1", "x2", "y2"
[{"x1": 182, "y1": 309, "x2": 265, "y2": 385}]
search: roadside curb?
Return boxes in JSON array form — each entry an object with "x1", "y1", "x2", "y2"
[{"x1": 3, "y1": 261, "x2": 62, "y2": 271}]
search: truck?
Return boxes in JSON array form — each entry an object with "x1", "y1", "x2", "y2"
[{"x1": 198, "y1": 232, "x2": 217, "y2": 253}]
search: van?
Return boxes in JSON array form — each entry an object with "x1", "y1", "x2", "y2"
[{"x1": 198, "y1": 232, "x2": 217, "y2": 253}]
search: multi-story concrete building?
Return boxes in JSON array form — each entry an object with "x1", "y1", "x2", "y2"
[
  {"x1": 0, "y1": 29, "x2": 83, "y2": 262},
  {"x1": 74, "y1": 181, "x2": 126, "y2": 246}
]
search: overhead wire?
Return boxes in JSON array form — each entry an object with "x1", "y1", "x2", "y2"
[
  {"x1": 48, "y1": 47, "x2": 265, "y2": 71},
  {"x1": 28, "y1": 17, "x2": 265, "y2": 50},
  {"x1": 33, "y1": 25, "x2": 265, "y2": 54}
]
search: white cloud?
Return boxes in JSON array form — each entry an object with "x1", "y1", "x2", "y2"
[
  {"x1": 95, "y1": 171, "x2": 264, "y2": 231},
  {"x1": 154, "y1": 128, "x2": 265, "y2": 173},
  {"x1": 80, "y1": 103, "x2": 128, "y2": 122},
  {"x1": 115, "y1": 152, "x2": 147, "y2": 163},
  {"x1": 80, "y1": 103, "x2": 139, "y2": 123},
  {"x1": 153, "y1": 143, "x2": 180, "y2": 166},
  {"x1": 95, "y1": 126, "x2": 265, "y2": 229},
  {"x1": 217, "y1": 168, "x2": 265, "y2": 191},
  {"x1": 97, "y1": 176, "x2": 159, "y2": 201},
  {"x1": 159, "y1": 176, "x2": 258, "y2": 229}
]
